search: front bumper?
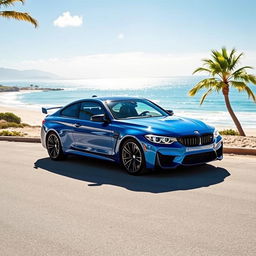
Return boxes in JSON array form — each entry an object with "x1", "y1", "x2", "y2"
[{"x1": 142, "y1": 136, "x2": 223, "y2": 169}]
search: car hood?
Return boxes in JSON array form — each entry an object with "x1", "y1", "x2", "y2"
[{"x1": 116, "y1": 116, "x2": 214, "y2": 136}]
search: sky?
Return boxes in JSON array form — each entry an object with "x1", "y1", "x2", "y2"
[{"x1": 0, "y1": 0, "x2": 256, "y2": 78}]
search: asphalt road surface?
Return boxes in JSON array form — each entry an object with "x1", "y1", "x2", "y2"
[{"x1": 0, "y1": 141, "x2": 256, "y2": 256}]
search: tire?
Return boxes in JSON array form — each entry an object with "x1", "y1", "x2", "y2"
[
  {"x1": 121, "y1": 139, "x2": 146, "y2": 175},
  {"x1": 46, "y1": 132, "x2": 66, "y2": 161}
]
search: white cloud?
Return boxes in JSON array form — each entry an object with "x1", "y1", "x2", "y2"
[
  {"x1": 53, "y1": 12, "x2": 83, "y2": 28},
  {"x1": 117, "y1": 33, "x2": 124, "y2": 39},
  {"x1": 9, "y1": 51, "x2": 256, "y2": 79},
  {"x1": 14, "y1": 52, "x2": 204, "y2": 78}
]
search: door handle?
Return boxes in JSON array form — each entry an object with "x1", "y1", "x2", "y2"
[{"x1": 74, "y1": 123, "x2": 81, "y2": 128}]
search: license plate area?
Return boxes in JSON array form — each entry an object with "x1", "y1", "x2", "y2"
[{"x1": 186, "y1": 144, "x2": 213, "y2": 152}]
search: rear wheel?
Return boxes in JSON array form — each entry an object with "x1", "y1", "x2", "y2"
[
  {"x1": 121, "y1": 139, "x2": 146, "y2": 175},
  {"x1": 46, "y1": 132, "x2": 65, "y2": 160}
]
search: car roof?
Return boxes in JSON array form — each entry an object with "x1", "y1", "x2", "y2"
[
  {"x1": 97, "y1": 96, "x2": 143, "y2": 101},
  {"x1": 75, "y1": 96, "x2": 145, "y2": 103},
  {"x1": 59, "y1": 96, "x2": 150, "y2": 110}
]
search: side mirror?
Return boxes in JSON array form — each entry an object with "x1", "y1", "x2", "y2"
[
  {"x1": 166, "y1": 110, "x2": 174, "y2": 116},
  {"x1": 91, "y1": 114, "x2": 109, "y2": 122}
]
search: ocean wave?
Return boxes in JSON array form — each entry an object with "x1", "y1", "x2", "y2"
[
  {"x1": 1, "y1": 77, "x2": 255, "y2": 128},
  {"x1": 175, "y1": 110, "x2": 256, "y2": 128}
]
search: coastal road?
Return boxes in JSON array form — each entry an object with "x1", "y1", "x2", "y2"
[{"x1": 0, "y1": 141, "x2": 256, "y2": 256}]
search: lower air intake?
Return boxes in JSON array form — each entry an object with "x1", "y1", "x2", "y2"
[{"x1": 182, "y1": 151, "x2": 217, "y2": 165}]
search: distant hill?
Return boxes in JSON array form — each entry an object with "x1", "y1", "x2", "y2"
[{"x1": 0, "y1": 67, "x2": 60, "y2": 80}]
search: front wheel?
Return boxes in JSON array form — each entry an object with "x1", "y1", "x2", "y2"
[
  {"x1": 46, "y1": 132, "x2": 65, "y2": 160},
  {"x1": 121, "y1": 139, "x2": 146, "y2": 175}
]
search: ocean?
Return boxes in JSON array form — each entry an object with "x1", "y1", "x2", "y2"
[{"x1": 0, "y1": 76, "x2": 255, "y2": 128}]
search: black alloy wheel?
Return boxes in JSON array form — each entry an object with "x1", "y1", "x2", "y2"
[
  {"x1": 46, "y1": 132, "x2": 65, "y2": 160},
  {"x1": 121, "y1": 139, "x2": 146, "y2": 175}
]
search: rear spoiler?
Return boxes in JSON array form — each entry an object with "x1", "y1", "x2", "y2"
[{"x1": 42, "y1": 106, "x2": 63, "y2": 114}]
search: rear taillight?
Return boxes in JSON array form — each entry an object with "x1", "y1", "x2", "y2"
[{"x1": 42, "y1": 119, "x2": 46, "y2": 125}]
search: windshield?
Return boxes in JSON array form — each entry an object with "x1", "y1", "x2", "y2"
[{"x1": 106, "y1": 99, "x2": 168, "y2": 119}]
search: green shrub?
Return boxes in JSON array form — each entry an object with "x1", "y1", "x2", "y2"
[
  {"x1": 0, "y1": 112, "x2": 21, "y2": 124},
  {"x1": 0, "y1": 130, "x2": 24, "y2": 136},
  {"x1": 0, "y1": 122, "x2": 25, "y2": 129},
  {"x1": 219, "y1": 129, "x2": 239, "y2": 136}
]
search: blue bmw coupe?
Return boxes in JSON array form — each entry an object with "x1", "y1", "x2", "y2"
[{"x1": 41, "y1": 96, "x2": 223, "y2": 175}]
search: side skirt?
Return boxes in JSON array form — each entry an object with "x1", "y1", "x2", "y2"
[{"x1": 66, "y1": 147, "x2": 116, "y2": 162}]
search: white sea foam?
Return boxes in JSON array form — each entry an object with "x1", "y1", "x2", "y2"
[
  {"x1": 175, "y1": 110, "x2": 256, "y2": 128},
  {"x1": 0, "y1": 90, "x2": 45, "y2": 111}
]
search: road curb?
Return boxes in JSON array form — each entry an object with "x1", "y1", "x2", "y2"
[
  {"x1": 223, "y1": 147, "x2": 256, "y2": 156},
  {"x1": 0, "y1": 136, "x2": 256, "y2": 156},
  {"x1": 0, "y1": 136, "x2": 41, "y2": 143}
]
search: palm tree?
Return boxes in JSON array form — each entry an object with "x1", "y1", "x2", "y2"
[
  {"x1": 189, "y1": 47, "x2": 256, "y2": 136},
  {"x1": 0, "y1": 0, "x2": 38, "y2": 27}
]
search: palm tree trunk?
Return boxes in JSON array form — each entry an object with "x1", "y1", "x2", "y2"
[{"x1": 222, "y1": 86, "x2": 246, "y2": 136}]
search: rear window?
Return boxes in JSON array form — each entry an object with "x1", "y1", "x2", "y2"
[{"x1": 61, "y1": 103, "x2": 80, "y2": 118}]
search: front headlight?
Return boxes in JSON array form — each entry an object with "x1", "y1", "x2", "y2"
[
  {"x1": 145, "y1": 134, "x2": 177, "y2": 144},
  {"x1": 214, "y1": 129, "x2": 220, "y2": 138}
]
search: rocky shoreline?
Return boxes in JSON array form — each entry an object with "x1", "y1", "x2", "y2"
[{"x1": 0, "y1": 84, "x2": 63, "y2": 92}]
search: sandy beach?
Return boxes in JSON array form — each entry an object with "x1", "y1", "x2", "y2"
[
  {"x1": 0, "y1": 90, "x2": 44, "y2": 126},
  {"x1": 0, "y1": 105, "x2": 44, "y2": 126}
]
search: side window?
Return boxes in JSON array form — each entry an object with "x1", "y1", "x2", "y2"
[
  {"x1": 79, "y1": 101, "x2": 105, "y2": 120},
  {"x1": 61, "y1": 103, "x2": 80, "y2": 118}
]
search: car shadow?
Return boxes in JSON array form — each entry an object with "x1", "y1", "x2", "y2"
[{"x1": 34, "y1": 155, "x2": 230, "y2": 193}]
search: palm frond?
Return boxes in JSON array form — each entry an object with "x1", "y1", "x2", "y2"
[
  {"x1": 192, "y1": 67, "x2": 212, "y2": 75},
  {"x1": 231, "y1": 66, "x2": 253, "y2": 78},
  {"x1": 221, "y1": 47, "x2": 228, "y2": 59},
  {"x1": 230, "y1": 81, "x2": 256, "y2": 102},
  {"x1": 230, "y1": 52, "x2": 243, "y2": 70},
  {"x1": 233, "y1": 72, "x2": 256, "y2": 84},
  {"x1": 228, "y1": 48, "x2": 236, "y2": 65},
  {"x1": 0, "y1": 0, "x2": 24, "y2": 8},
  {"x1": 211, "y1": 49, "x2": 229, "y2": 72},
  {"x1": 188, "y1": 78, "x2": 220, "y2": 96},
  {"x1": 230, "y1": 81, "x2": 247, "y2": 91},
  {"x1": 211, "y1": 50, "x2": 221, "y2": 59},
  {"x1": 243, "y1": 85, "x2": 256, "y2": 102},
  {"x1": 202, "y1": 58, "x2": 222, "y2": 75},
  {"x1": 200, "y1": 88, "x2": 213, "y2": 105},
  {"x1": 247, "y1": 74, "x2": 256, "y2": 84},
  {"x1": 0, "y1": 10, "x2": 38, "y2": 27}
]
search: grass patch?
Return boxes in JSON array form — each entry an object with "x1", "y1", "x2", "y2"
[
  {"x1": 219, "y1": 129, "x2": 239, "y2": 136},
  {"x1": 0, "y1": 122, "x2": 29, "y2": 129},
  {"x1": 0, "y1": 130, "x2": 24, "y2": 136},
  {"x1": 21, "y1": 123, "x2": 31, "y2": 127}
]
